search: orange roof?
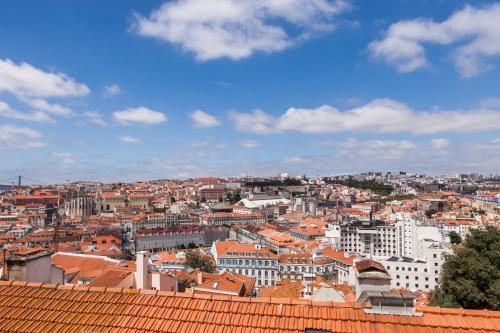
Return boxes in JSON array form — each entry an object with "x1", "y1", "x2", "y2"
[
  {"x1": 52, "y1": 253, "x2": 121, "y2": 280},
  {"x1": 215, "y1": 240, "x2": 278, "y2": 259},
  {"x1": 323, "y1": 247, "x2": 355, "y2": 265},
  {"x1": 88, "y1": 269, "x2": 133, "y2": 288},
  {"x1": 259, "y1": 279, "x2": 303, "y2": 299},
  {"x1": 0, "y1": 281, "x2": 499, "y2": 332}
]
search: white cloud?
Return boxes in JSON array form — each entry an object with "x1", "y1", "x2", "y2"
[
  {"x1": 283, "y1": 156, "x2": 312, "y2": 164},
  {"x1": 186, "y1": 141, "x2": 210, "y2": 147},
  {"x1": 238, "y1": 139, "x2": 261, "y2": 148},
  {"x1": 190, "y1": 110, "x2": 221, "y2": 128},
  {"x1": 229, "y1": 109, "x2": 276, "y2": 134},
  {"x1": 0, "y1": 58, "x2": 90, "y2": 97},
  {"x1": 132, "y1": 0, "x2": 349, "y2": 61},
  {"x1": 84, "y1": 111, "x2": 107, "y2": 126},
  {"x1": 23, "y1": 98, "x2": 74, "y2": 117},
  {"x1": 369, "y1": 4, "x2": 500, "y2": 77},
  {"x1": 118, "y1": 135, "x2": 141, "y2": 143},
  {"x1": 0, "y1": 124, "x2": 44, "y2": 148},
  {"x1": 103, "y1": 84, "x2": 122, "y2": 98},
  {"x1": 60, "y1": 158, "x2": 76, "y2": 166},
  {"x1": 232, "y1": 98, "x2": 500, "y2": 135},
  {"x1": 0, "y1": 100, "x2": 55, "y2": 123},
  {"x1": 337, "y1": 138, "x2": 419, "y2": 160},
  {"x1": 431, "y1": 138, "x2": 450, "y2": 150},
  {"x1": 52, "y1": 152, "x2": 73, "y2": 158},
  {"x1": 113, "y1": 107, "x2": 167, "y2": 124}
]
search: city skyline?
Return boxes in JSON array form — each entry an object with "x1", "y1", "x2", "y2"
[{"x1": 1, "y1": 0, "x2": 500, "y2": 182}]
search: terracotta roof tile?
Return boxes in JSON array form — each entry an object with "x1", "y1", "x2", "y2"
[{"x1": 0, "y1": 282, "x2": 499, "y2": 332}]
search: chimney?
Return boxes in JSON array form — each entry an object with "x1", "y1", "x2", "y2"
[
  {"x1": 135, "y1": 251, "x2": 151, "y2": 289},
  {"x1": 196, "y1": 269, "x2": 203, "y2": 285},
  {"x1": 354, "y1": 259, "x2": 391, "y2": 301}
]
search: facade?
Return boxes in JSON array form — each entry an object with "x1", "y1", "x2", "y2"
[
  {"x1": 338, "y1": 220, "x2": 402, "y2": 257},
  {"x1": 212, "y1": 240, "x2": 279, "y2": 288},
  {"x1": 135, "y1": 227, "x2": 205, "y2": 252},
  {"x1": 128, "y1": 213, "x2": 199, "y2": 233},
  {"x1": 202, "y1": 212, "x2": 266, "y2": 226},
  {"x1": 97, "y1": 192, "x2": 126, "y2": 212},
  {"x1": 65, "y1": 195, "x2": 94, "y2": 217},
  {"x1": 199, "y1": 186, "x2": 226, "y2": 202},
  {"x1": 127, "y1": 194, "x2": 152, "y2": 209},
  {"x1": 135, "y1": 226, "x2": 228, "y2": 252},
  {"x1": 278, "y1": 252, "x2": 336, "y2": 282}
]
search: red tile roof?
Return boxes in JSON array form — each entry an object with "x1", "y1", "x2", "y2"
[{"x1": 0, "y1": 281, "x2": 499, "y2": 332}]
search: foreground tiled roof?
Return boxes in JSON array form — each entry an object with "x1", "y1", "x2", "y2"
[{"x1": 0, "y1": 281, "x2": 499, "y2": 333}]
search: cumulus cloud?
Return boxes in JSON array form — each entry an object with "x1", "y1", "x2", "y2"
[
  {"x1": 118, "y1": 135, "x2": 141, "y2": 143},
  {"x1": 190, "y1": 110, "x2": 221, "y2": 128},
  {"x1": 431, "y1": 138, "x2": 450, "y2": 150},
  {"x1": 0, "y1": 100, "x2": 55, "y2": 123},
  {"x1": 23, "y1": 98, "x2": 74, "y2": 117},
  {"x1": 84, "y1": 111, "x2": 107, "y2": 126},
  {"x1": 113, "y1": 107, "x2": 167, "y2": 124},
  {"x1": 369, "y1": 4, "x2": 500, "y2": 77},
  {"x1": 0, "y1": 124, "x2": 44, "y2": 148},
  {"x1": 229, "y1": 109, "x2": 276, "y2": 134},
  {"x1": 238, "y1": 139, "x2": 261, "y2": 148},
  {"x1": 103, "y1": 84, "x2": 122, "y2": 98},
  {"x1": 231, "y1": 98, "x2": 500, "y2": 135},
  {"x1": 0, "y1": 58, "x2": 90, "y2": 97},
  {"x1": 132, "y1": 0, "x2": 349, "y2": 61}
]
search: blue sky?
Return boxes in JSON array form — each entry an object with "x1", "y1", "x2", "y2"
[{"x1": 1, "y1": 0, "x2": 500, "y2": 183}]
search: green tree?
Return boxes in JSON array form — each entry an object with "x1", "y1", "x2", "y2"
[
  {"x1": 430, "y1": 226, "x2": 500, "y2": 310},
  {"x1": 183, "y1": 251, "x2": 216, "y2": 273},
  {"x1": 448, "y1": 231, "x2": 462, "y2": 244},
  {"x1": 425, "y1": 208, "x2": 437, "y2": 218}
]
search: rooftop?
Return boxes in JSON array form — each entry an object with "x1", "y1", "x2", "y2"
[{"x1": 0, "y1": 281, "x2": 499, "y2": 332}]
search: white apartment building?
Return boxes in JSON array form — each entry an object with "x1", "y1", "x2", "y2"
[
  {"x1": 337, "y1": 220, "x2": 402, "y2": 257},
  {"x1": 379, "y1": 224, "x2": 452, "y2": 292},
  {"x1": 212, "y1": 240, "x2": 279, "y2": 288},
  {"x1": 333, "y1": 214, "x2": 429, "y2": 259},
  {"x1": 278, "y1": 252, "x2": 336, "y2": 282},
  {"x1": 381, "y1": 240, "x2": 452, "y2": 292}
]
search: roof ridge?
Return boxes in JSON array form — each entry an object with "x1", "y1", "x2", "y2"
[
  {"x1": 0, "y1": 280, "x2": 364, "y2": 308},
  {"x1": 1, "y1": 281, "x2": 498, "y2": 318}
]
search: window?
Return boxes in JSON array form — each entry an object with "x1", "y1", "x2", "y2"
[
  {"x1": 406, "y1": 276, "x2": 409, "y2": 280},
  {"x1": 414, "y1": 268, "x2": 417, "y2": 272}
]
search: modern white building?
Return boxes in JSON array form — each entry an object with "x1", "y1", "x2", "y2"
[
  {"x1": 379, "y1": 223, "x2": 452, "y2": 292},
  {"x1": 381, "y1": 239, "x2": 452, "y2": 292},
  {"x1": 237, "y1": 194, "x2": 290, "y2": 209}
]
